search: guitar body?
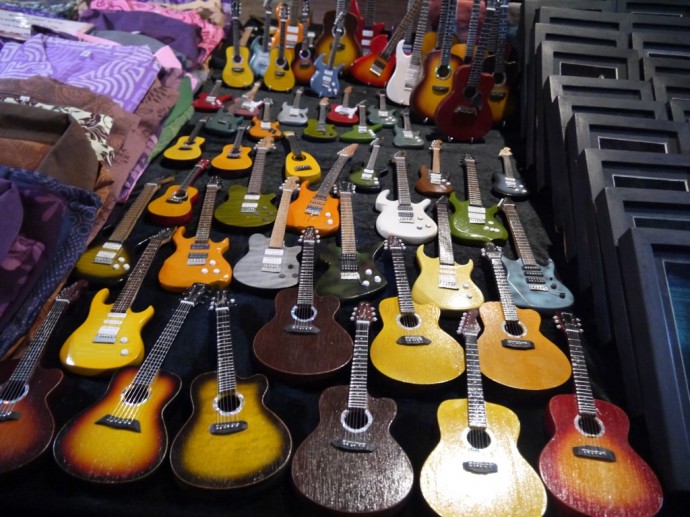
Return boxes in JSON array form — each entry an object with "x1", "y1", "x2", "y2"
[
  {"x1": 0, "y1": 362, "x2": 63, "y2": 474},
  {"x1": 314, "y1": 11, "x2": 360, "y2": 72},
  {"x1": 393, "y1": 124, "x2": 425, "y2": 149},
  {"x1": 222, "y1": 46, "x2": 254, "y2": 88},
  {"x1": 447, "y1": 191, "x2": 508, "y2": 246},
  {"x1": 374, "y1": 191, "x2": 437, "y2": 245},
  {"x1": 415, "y1": 165, "x2": 454, "y2": 196},
  {"x1": 291, "y1": 385, "x2": 413, "y2": 514},
  {"x1": 192, "y1": 92, "x2": 234, "y2": 112},
  {"x1": 326, "y1": 105, "x2": 358, "y2": 126},
  {"x1": 421, "y1": 399, "x2": 547, "y2": 516},
  {"x1": 285, "y1": 152, "x2": 321, "y2": 184},
  {"x1": 263, "y1": 48, "x2": 295, "y2": 92},
  {"x1": 409, "y1": 48, "x2": 464, "y2": 122},
  {"x1": 147, "y1": 185, "x2": 199, "y2": 226},
  {"x1": 434, "y1": 67, "x2": 495, "y2": 142},
  {"x1": 248, "y1": 117, "x2": 283, "y2": 141},
  {"x1": 232, "y1": 234, "x2": 300, "y2": 290},
  {"x1": 303, "y1": 118, "x2": 338, "y2": 142},
  {"x1": 286, "y1": 181, "x2": 340, "y2": 237},
  {"x1": 213, "y1": 185, "x2": 277, "y2": 229},
  {"x1": 348, "y1": 163, "x2": 385, "y2": 192},
  {"x1": 315, "y1": 241, "x2": 387, "y2": 300},
  {"x1": 204, "y1": 108, "x2": 244, "y2": 137},
  {"x1": 235, "y1": 98, "x2": 262, "y2": 119},
  {"x1": 370, "y1": 297, "x2": 464, "y2": 386},
  {"x1": 492, "y1": 171, "x2": 528, "y2": 197},
  {"x1": 349, "y1": 35, "x2": 394, "y2": 87},
  {"x1": 539, "y1": 394, "x2": 663, "y2": 517},
  {"x1": 210, "y1": 144, "x2": 253, "y2": 176},
  {"x1": 53, "y1": 367, "x2": 180, "y2": 483},
  {"x1": 59, "y1": 288, "x2": 151, "y2": 376},
  {"x1": 411, "y1": 247, "x2": 483, "y2": 312},
  {"x1": 310, "y1": 55, "x2": 345, "y2": 98},
  {"x1": 277, "y1": 102, "x2": 308, "y2": 126},
  {"x1": 158, "y1": 227, "x2": 231, "y2": 292},
  {"x1": 249, "y1": 38, "x2": 271, "y2": 77},
  {"x1": 385, "y1": 40, "x2": 414, "y2": 104},
  {"x1": 488, "y1": 81, "x2": 511, "y2": 125},
  {"x1": 163, "y1": 135, "x2": 205, "y2": 164},
  {"x1": 502, "y1": 256, "x2": 574, "y2": 311},
  {"x1": 340, "y1": 122, "x2": 383, "y2": 143},
  {"x1": 292, "y1": 45, "x2": 316, "y2": 85},
  {"x1": 252, "y1": 288, "x2": 353, "y2": 380},
  {"x1": 367, "y1": 106, "x2": 397, "y2": 128},
  {"x1": 477, "y1": 302, "x2": 572, "y2": 391},
  {"x1": 74, "y1": 241, "x2": 133, "y2": 284},
  {"x1": 169, "y1": 373, "x2": 292, "y2": 490}
]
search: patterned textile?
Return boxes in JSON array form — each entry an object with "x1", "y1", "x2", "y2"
[
  {"x1": 153, "y1": 0, "x2": 226, "y2": 28},
  {"x1": 0, "y1": 1, "x2": 87, "y2": 19},
  {"x1": 148, "y1": 75, "x2": 193, "y2": 161}
]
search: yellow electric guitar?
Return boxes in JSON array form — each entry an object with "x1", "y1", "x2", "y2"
[
  {"x1": 221, "y1": 2, "x2": 255, "y2": 88},
  {"x1": 59, "y1": 228, "x2": 173, "y2": 376},
  {"x1": 158, "y1": 177, "x2": 232, "y2": 292},
  {"x1": 284, "y1": 130, "x2": 321, "y2": 184},
  {"x1": 210, "y1": 125, "x2": 253, "y2": 176},
  {"x1": 169, "y1": 290, "x2": 292, "y2": 490},
  {"x1": 370, "y1": 236, "x2": 465, "y2": 386},
  {"x1": 248, "y1": 98, "x2": 283, "y2": 141},
  {"x1": 163, "y1": 118, "x2": 207, "y2": 164},
  {"x1": 412, "y1": 197, "x2": 484, "y2": 312},
  {"x1": 263, "y1": 4, "x2": 296, "y2": 92}
]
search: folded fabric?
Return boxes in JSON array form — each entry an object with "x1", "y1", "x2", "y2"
[
  {"x1": 148, "y1": 75, "x2": 193, "y2": 161},
  {"x1": 153, "y1": 0, "x2": 226, "y2": 28},
  {"x1": 0, "y1": 178, "x2": 23, "y2": 261}
]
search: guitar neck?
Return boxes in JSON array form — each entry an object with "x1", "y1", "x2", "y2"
[
  {"x1": 291, "y1": 88, "x2": 304, "y2": 111},
  {"x1": 439, "y1": 0, "x2": 458, "y2": 67},
  {"x1": 184, "y1": 119, "x2": 205, "y2": 146},
  {"x1": 295, "y1": 236, "x2": 317, "y2": 309},
  {"x1": 464, "y1": 331, "x2": 488, "y2": 429},
  {"x1": 409, "y1": 0, "x2": 430, "y2": 67},
  {"x1": 110, "y1": 182, "x2": 161, "y2": 242},
  {"x1": 500, "y1": 149, "x2": 517, "y2": 179},
  {"x1": 347, "y1": 313, "x2": 371, "y2": 410},
  {"x1": 501, "y1": 202, "x2": 537, "y2": 265},
  {"x1": 435, "y1": 0, "x2": 449, "y2": 48},
  {"x1": 493, "y1": 0, "x2": 509, "y2": 76},
  {"x1": 466, "y1": 0, "x2": 496, "y2": 88},
  {"x1": 207, "y1": 79, "x2": 223, "y2": 99},
  {"x1": 312, "y1": 152, "x2": 350, "y2": 206},
  {"x1": 364, "y1": 140, "x2": 381, "y2": 172},
  {"x1": 402, "y1": 110, "x2": 414, "y2": 133},
  {"x1": 430, "y1": 143, "x2": 442, "y2": 174},
  {"x1": 176, "y1": 162, "x2": 206, "y2": 196},
  {"x1": 394, "y1": 153, "x2": 413, "y2": 208},
  {"x1": 339, "y1": 190, "x2": 357, "y2": 255},
  {"x1": 487, "y1": 249, "x2": 519, "y2": 322},
  {"x1": 464, "y1": 0, "x2": 481, "y2": 63},
  {"x1": 390, "y1": 243, "x2": 415, "y2": 316},
  {"x1": 231, "y1": 7, "x2": 241, "y2": 56},
  {"x1": 194, "y1": 180, "x2": 221, "y2": 243},
  {"x1": 246, "y1": 146, "x2": 269, "y2": 195},
  {"x1": 215, "y1": 297, "x2": 238, "y2": 394},
  {"x1": 377, "y1": 91, "x2": 387, "y2": 112},
  {"x1": 464, "y1": 156, "x2": 483, "y2": 208},
  {"x1": 435, "y1": 198, "x2": 455, "y2": 267},
  {"x1": 317, "y1": 101, "x2": 328, "y2": 131},
  {"x1": 269, "y1": 181, "x2": 298, "y2": 250},
  {"x1": 261, "y1": 8, "x2": 272, "y2": 53},
  {"x1": 558, "y1": 312, "x2": 597, "y2": 417},
  {"x1": 285, "y1": 132, "x2": 303, "y2": 160},
  {"x1": 341, "y1": 88, "x2": 352, "y2": 110}
]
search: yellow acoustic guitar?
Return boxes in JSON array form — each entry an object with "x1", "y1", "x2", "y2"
[
  {"x1": 163, "y1": 118, "x2": 206, "y2": 164},
  {"x1": 262, "y1": 4, "x2": 295, "y2": 93},
  {"x1": 210, "y1": 125, "x2": 253, "y2": 176},
  {"x1": 284, "y1": 130, "x2": 321, "y2": 184},
  {"x1": 158, "y1": 177, "x2": 232, "y2": 292},
  {"x1": 59, "y1": 228, "x2": 173, "y2": 376},
  {"x1": 221, "y1": 2, "x2": 255, "y2": 88},
  {"x1": 147, "y1": 160, "x2": 209, "y2": 226},
  {"x1": 370, "y1": 236, "x2": 465, "y2": 386}
]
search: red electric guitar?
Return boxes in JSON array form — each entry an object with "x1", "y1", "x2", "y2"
[
  {"x1": 326, "y1": 86, "x2": 358, "y2": 126},
  {"x1": 192, "y1": 79, "x2": 233, "y2": 112}
]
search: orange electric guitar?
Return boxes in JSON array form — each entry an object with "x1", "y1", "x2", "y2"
[
  {"x1": 147, "y1": 160, "x2": 210, "y2": 226},
  {"x1": 162, "y1": 118, "x2": 207, "y2": 165},
  {"x1": 270, "y1": 0, "x2": 304, "y2": 50},
  {"x1": 248, "y1": 98, "x2": 283, "y2": 141},
  {"x1": 221, "y1": 2, "x2": 255, "y2": 89},
  {"x1": 158, "y1": 177, "x2": 232, "y2": 292},
  {"x1": 263, "y1": 4, "x2": 295, "y2": 93},
  {"x1": 210, "y1": 125, "x2": 253, "y2": 176}
]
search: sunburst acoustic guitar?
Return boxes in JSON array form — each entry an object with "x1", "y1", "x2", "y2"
[{"x1": 147, "y1": 160, "x2": 210, "y2": 226}]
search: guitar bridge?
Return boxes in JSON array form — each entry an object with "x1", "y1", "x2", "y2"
[
  {"x1": 209, "y1": 420, "x2": 248, "y2": 435},
  {"x1": 468, "y1": 206, "x2": 486, "y2": 225},
  {"x1": 463, "y1": 461, "x2": 498, "y2": 474},
  {"x1": 187, "y1": 252, "x2": 208, "y2": 266},
  {"x1": 96, "y1": 414, "x2": 141, "y2": 433},
  {"x1": 454, "y1": 105, "x2": 478, "y2": 115},
  {"x1": 262, "y1": 248, "x2": 284, "y2": 272},
  {"x1": 331, "y1": 438, "x2": 376, "y2": 453},
  {"x1": 438, "y1": 265, "x2": 458, "y2": 289},
  {"x1": 0, "y1": 410, "x2": 20, "y2": 422}
]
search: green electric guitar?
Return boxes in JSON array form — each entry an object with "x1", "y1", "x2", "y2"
[
  {"x1": 367, "y1": 90, "x2": 397, "y2": 128},
  {"x1": 303, "y1": 97, "x2": 339, "y2": 142},
  {"x1": 340, "y1": 102, "x2": 383, "y2": 143},
  {"x1": 348, "y1": 137, "x2": 386, "y2": 193}
]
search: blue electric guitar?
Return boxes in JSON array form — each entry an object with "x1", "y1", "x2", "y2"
[
  {"x1": 249, "y1": 0, "x2": 273, "y2": 77},
  {"x1": 310, "y1": 12, "x2": 345, "y2": 98}
]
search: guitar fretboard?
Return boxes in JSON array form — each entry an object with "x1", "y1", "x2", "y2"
[
  {"x1": 436, "y1": 198, "x2": 455, "y2": 267},
  {"x1": 307, "y1": 153, "x2": 350, "y2": 214},
  {"x1": 246, "y1": 145, "x2": 268, "y2": 196},
  {"x1": 227, "y1": 126, "x2": 247, "y2": 158},
  {"x1": 493, "y1": 0, "x2": 510, "y2": 79},
  {"x1": 317, "y1": 100, "x2": 328, "y2": 132},
  {"x1": 439, "y1": 0, "x2": 458, "y2": 69},
  {"x1": 408, "y1": 0, "x2": 430, "y2": 73},
  {"x1": 464, "y1": 156, "x2": 484, "y2": 208},
  {"x1": 347, "y1": 317, "x2": 371, "y2": 410},
  {"x1": 110, "y1": 182, "x2": 160, "y2": 243},
  {"x1": 215, "y1": 299, "x2": 238, "y2": 394},
  {"x1": 268, "y1": 180, "x2": 298, "y2": 250},
  {"x1": 463, "y1": 326, "x2": 488, "y2": 429},
  {"x1": 394, "y1": 153, "x2": 413, "y2": 220},
  {"x1": 364, "y1": 139, "x2": 381, "y2": 172},
  {"x1": 295, "y1": 231, "x2": 317, "y2": 312},
  {"x1": 501, "y1": 202, "x2": 537, "y2": 266},
  {"x1": 194, "y1": 180, "x2": 220, "y2": 244},
  {"x1": 560, "y1": 313, "x2": 597, "y2": 417},
  {"x1": 465, "y1": 0, "x2": 496, "y2": 90},
  {"x1": 486, "y1": 249, "x2": 520, "y2": 323},
  {"x1": 389, "y1": 241, "x2": 415, "y2": 318},
  {"x1": 339, "y1": 190, "x2": 357, "y2": 256},
  {"x1": 464, "y1": 0, "x2": 482, "y2": 64}
]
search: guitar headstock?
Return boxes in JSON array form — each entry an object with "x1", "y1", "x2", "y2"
[
  {"x1": 231, "y1": 0, "x2": 240, "y2": 18},
  {"x1": 392, "y1": 150, "x2": 406, "y2": 162},
  {"x1": 151, "y1": 227, "x2": 175, "y2": 246},
  {"x1": 553, "y1": 311, "x2": 582, "y2": 336},
  {"x1": 258, "y1": 135, "x2": 275, "y2": 150},
  {"x1": 499, "y1": 146, "x2": 512, "y2": 158},
  {"x1": 181, "y1": 283, "x2": 209, "y2": 306},
  {"x1": 337, "y1": 180, "x2": 355, "y2": 197},
  {"x1": 463, "y1": 154, "x2": 476, "y2": 166},
  {"x1": 319, "y1": 97, "x2": 330, "y2": 108},
  {"x1": 207, "y1": 176, "x2": 223, "y2": 189},
  {"x1": 435, "y1": 195, "x2": 449, "y2": 209},
  {"x1": 458, "y1": 309, "x2": 481, "y2": 339},
  {"x1": 481, "y1": 242, "x2": 502, "y2": 261},
  {"x1": 262, "y1": 0, "x2": 272, "y2": 15},
  {"x1": 261, "y1": 97, "x2": 273, "y2": 108},
  {"x1": 195, "y1": 159, "x2": 211, "y2": 173},
  {"x1": 280, "y1": 176, "x2": 300, "y2": 192},
  {"x1": 279, "y1": 3, "x2": 289, "y2": 22},
  {"x1": 430, "y1": 139, "x2": 442, "y2": 152},
  {"x1": 384, "y1": 235, "x2": 405, "y2": 251},
  {"x1": 56, "y1": 279, "x2": 88, "y2": 304},
  {"x1": 210, "y1": 289, "x2": 235, "y2": 311},
  {"x1": 299, "y1": 226, "x2": 320, "y2": 245},
  {"x1": 351, "y1": 301, "x2": 376, "y2": 324},
  {"x1": 338, "y1": 143, "x2": 359, "y2": 159},
  {"x1": 370, "y1": 137, "x2": 381, "y2": 149}
]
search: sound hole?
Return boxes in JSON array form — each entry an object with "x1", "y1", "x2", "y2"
[
  {"x1": 467, "y1": 429, "x2": 491, "y2": 449},
  {"x1": 436, "y1": 64, "x2": 451, "y2": 80},
  {"x1": 398, "y1": 313, "x2": 421, "y2": 329},
  {"x1": 341, "y1": 407, "x2": 373, "y2": 433},
  {"x1": 214, "y1": 391, "x2": 244, "y2": 416},
  {"x1": 576, "y1": 414, "x2": 604, "y2": 437},
  {"x1": 503, "y1": 320, "x2": 525, "y2": 337},
  {"x1": 0, "y1": 380, "x2": 28, "y2": 403},
  {"x1": 122, "y1": 384, "x2": 150, "y2": 405}
]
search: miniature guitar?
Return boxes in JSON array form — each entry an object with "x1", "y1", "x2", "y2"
[
  {"x1": 539, "y1": 312, "x2": 664, "y2": 516},
  {"x1": 314, "y1": 0, "x2": 360, "y2": 74},
  {"x1": 204, "y1": 101, "x2": 244, "y2": 137},
  {"x1": 210, "y1": 125, "x2": 252, "y2": 176},
  {"x1": 411, "y1": 197, "x2": 483, "y2": 312},
  {"x1": 367, "y1": 90, "x2": 397, "y2": 127},
  {"x1": 59, "y1": 228, "x2": 173, "y2": 377},
  {"x1": 233, "y1": 177, "x2": 301, "y2": 290},
  {"x1": 252, "y1": 226, "x2": 354, "y2": 380},
  {"x1": 478, "y1": 243, "x2": 572, "y2": 391},
  {"x1": 353, "y1": 0, "x2": 386, "y2": 55},
  {"x1": 248, "y1": 98, "x2": 283, "y2": 141},
  {"x1": 415, "y1": 139, "x2": 453, "y2": 196},
  {"x1": 340, "y1": 102, "x2": 382, "y2": 143},
  {"x1": 284, "y1": 130, "x2": 321, "y2": 184},
  {"x1": 147, "y1": 160, "x2": 210, "y2": 226},
  {"x1": 286, "y1": 143, "x2": 358, "y2": 237},
  {"x1": 270, "y1": 0, "x2": 303, "y2": 50},
  {"x1": 487, "y1": 0, "x2": 512, "y2": 125},
  {"x1": 316, "y1": 182, "x2": 387, "y2": 300},
  {"x1": 249, "y1": 0, "x2": 273, "y2": 78},
  {"x1": 448, "y1": 155, "x2": 507, "y2": 245},
  {"x1": 420, "y1": 310, "x2": 548, "y2": 516},
  {"x1": 292, "y1": 301, "x2": 414, "y2": 514},
  {"x1": 222, "y1": 2, "x2": 254, "y2": 88},
  {"x1": 311, "y1": 12, "x2": 346, "y2": 98},
  {"x1": 375, "y1": 151, "x2": 437, "y2": 244},
  {"x1": 192, "y1": 79, "x2": 233, "y2": 112},
  {"x1": 158, "y1": 178, "x2": 232, "y2": 292},
  {"x1": 277, "y1": 87, "x2": 308, "y2": 126},
  {"x1": 214, "y1": 137, "x2": 277, "y2": 229},
  {"x1": 0, "y1": 281, "x2": 85, "y2": 474},
  {"x1": 492, "y1": 147, "x2": 528, "y2": 197},
  {"x1": 455, "y1": 0, "x2": 482, "y2": 65},
  {"x1": 500, "y1": 199, "x2": 574, "y2": 311},
  {"x1": 293, "y1": 30, "x2": 316, "y2": 85},
  {"x1": 233, "y1": 81, "x2": 263, "y2": 118},
  {"x1": 370, "y1": 236, "x2": 464, "y2": 386},
  {"x1": 303, "y1": 97, "x2": 339, "y2": 142},
  {"x1": 263, "y1": 4, "x2": 295, "y2": 92},
  {"x1": 163, "y1": 118, "x2": 207, "y2": 164},
  {"x1": 348, "y1": 137, "x2": 386, "y2": 192},
  {"x1": 53, "y1": 284, "x2": 207, "y2": 483},
  {"x1": 326, "y1": 86, "x2": 358, "y2": 126},
  {"x1": 392, "y1": 108, "x2": 424, "y2": 149},
  {"x1": 169, "y1": 291, "x2": 292, "y2": 490}
]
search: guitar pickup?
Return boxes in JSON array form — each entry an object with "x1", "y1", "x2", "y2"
[
  {"x1": 331, "y1": 438, "x2": 376, "y2": 453},
  {"x1": 305, "y1": 203, "x2": 324, "y2": 216},
  {"x1": 209, "y1": 420, "x2": 248, "y2": 435},
  {"x1": 241, "y1": 202, "x2": 258, "y2": 213},
  {"x1": 94, "y1": 250, "x2": 117, "y2": 264},
  {"x1": 370, "y1": 59, "x2": 385, "y2": 77},
  {"x1": 96, "y1": 414, "x2": 141, "y2": 433},
  {"x1": 463, "y1": 461, "x2": 498, "y2": 474},
  {"x1": 468, "y1": 206, "x2": 486, "y2": 224}
]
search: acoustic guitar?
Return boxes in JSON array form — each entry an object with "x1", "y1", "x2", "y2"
[
  {"x1": 314, "y1": 0, "x2": 360, "y2": 74},
  {"x1": 262, "y1": 4, "x2": 295, "y2": 92},
  {"x1": 487, "y1": 0, "x2": 512, "y2": 125},
  {"x1": 367, "y1": 90, "x2": 397, "y2": 128},
  {"x1": 492, "y1": 146, "x2": 528, "y2": 197},
  {"x1": 252, "y1": 226, "x2": 354, "y2": 380},
  {"x1": 539, "y1": 312, "x2": 664, "y2": 516},
  {"x1": 478, "y1": 243, "x2": 572, "y2": 391},
  {"x1": 277, "y1": 87, "x2": 308, "y2": 126},
  {"x1": 370, "y1": 236, "x2": 465, "y2": 386},
  {"x1": 214, "y1": 136, "x2": 277, "y2": 229},
  {"x1": 0, "y1": 281, "x2": 85, "y2": 474},
  {"x1": 291, "y1": 302, "x2": 414, "y2": 514},
  {"x1": 248, "y1": 98, "x2": 283, "y2": 141},
  {"x1": 303, "y1": 97, "x2": 339, "y2": 142},
  {"x1": 348, "y1": 137, "x2": 386, "y2": 192},
  {"x1": 158, "y1": 178, "x2": 232, "y2": 292},
  {"x1": 326, "y1": 86, "x2": 358, "y2": 126},
  {"x1": 392, "y1": 108, "x2": 424, "y2": 149},
  {"x1": 415, "y1": 139, "x2": 454, "y2": 196},
  {"x1": 59, "y1": 228, "x2": 173, "y2": 377},
  {"x1": 53, "y1": 284, "x2": 207, "y2": 484},
  {"x1": 311, "y1": 11, "x2": 347, "y2": 98},
  {"x1": 192, "y1": 79, "x2": 233, "y2": 112},
  {"x1": 249, "y1": 0, "x2": 273, "y2": 78},
  {"x1": 340, "y1": 102, "x2": 382, "y2": 143},
  {"x1": 412, "y1": 197, "x2": 484, "y2": 312},
  {"x1": 210, "y1": 125, "x2": 253, "y2": 176},
  {"x1": 222, "y1": 2, "x2": 254, "y2": 88},
  {"x1": 169, "y1": 291, "x2": 292, "y2": 490},
  {"x1": 420, "y1": 310, "x2": 548, "y2": 516},
  {"x1": 204, "y1": 101, "x2": 244, "y2": 137},
  {"x1": 284, "y1": 130, "x2": 321, "y2": 184},
  {"x1": 293, "y1": 31, "x2": 316, "y2": 85},
  {"x1": 232, "y1": 177, "x2": 301, "y2": 290},
  {"x1": 163, "y1": 118, "x2": 207, "y2": 165},
  {"x1": 147, "y1": 160, "x2": 210, "y2": 226}
]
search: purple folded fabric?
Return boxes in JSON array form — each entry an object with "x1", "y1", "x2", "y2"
[{"x1": 0, "y1": 178, "x2": 23, "y2": 261}]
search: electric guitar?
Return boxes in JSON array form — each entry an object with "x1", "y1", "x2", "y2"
[
  {"x1": 162, "y1": 118, "x2": 207, "y2": 164},
  {"x1": 210, "y1": 125, "x2": 252, "y2": 176},
  {"x1": 392, "y1": 108, "x2": 424, "y2": 149},
  {"x1": 311, "y1": 12, "x2": 346, "y2": 98},
  {"x1": 303, "y1": 97, "x2": 339, "y2": 142},
  {"x1": 478, "y1": 243, "x2": 572, "y2": 391},
  {"x1": 487, "y1": 0, "x2": 512, "y2": 125},
  {"x1": 233, "y1": 177, "x2": 301, "y2": 290},
  {"x1": 412, "y1": 197, "x2": 483, "y2": 312},
  {"x1": 75, "y1": 179, "x2": 168, "y2": 284},
  {"x1": 448, "y1": 155, "x2": 507, "y2": 245},
  {"x1": 252, "y1": 226, "x2": 354, "y2": 380},
  {"x1": 293, "y1": 30, "x2": 316, "y2": 85},
  {"x1": 340, "y1": 102, "x2": 382, "y2": 143},
  {"x1": 192, "y1": 79, "x2": 233, "y2": 112},
  {"x1": 0, "y1": 281, "x2": 85, "y2": 474},
  {"x1": 53, "y1": 284, "x2": 207, "y2": 483},
  {"x1": 59, "y1": 228, "x2": 173, "y2": 377},
  {"x1": 221, "y1": 1, "x2": 255, "y2": 89},
  {"x1": 492, "y1": 147, "x2": 528, "y2": 197},
  {"x1": 234, "y1": 81, "x2": 263, "y2": 118},
  {"x1": 415, "y1": 139, "x2": 453, "y2": 196},
  {"x1": 249, "y1": 0, "x2": 274, "y2": 78},
  {"x1": 367, "y1": 90, "x2": 397, "y2": 127},
  {"x1": 286, "y1": 143, "x2": 357, "y2": 237},
  {"x1": 270, "y1": 0, "x2": 303, "y2": 50},
  {"x1": 169, "y1": 291, "x2": 292, "y2": 490},
  {"x1": 248, "y1": 98, "x2": 283, "y2": 141},
  {"x1": 291, "y1": 301, "x2": 414, "y2": 514},
  {"x1": 284, "y1": 130, "x2": 321, "y2": 184},
  {"x1": 277, "y1": 87, "x2": 308, "y2": 126},
  {"x1": 147, "y1": 160, "x2": 210, "y2": 226},
  {"x1": 158, "y1": 177, "x2": 232, "y2": 292},
  {"x1": 353, "y1": 0, "x2": 386, "y2": 55},
  {"x1": 420, "y1": 310, "x2": 548, "y2": 516},
  {"x1": 316, "y1": 182, "x2": 387, "y2": 300},
  {"x1": 326, "y1": 86, "x2": 358, "y2": 126},
  {"x1": 214, "y1": 137, "x2": 277, "y2": 229},
  {"x1": 314, "y1": 0, "x2": 360, "y2": 74},
  {"x1": 500, "y1": 199, "x2": 574, "y2": 311},
  {"x1": 348, "y1": 137, "x2": 386, "y2": 192},
  {"x1": 263, "y1": 4, "x2": 295, "y2": 93},
  {"x1": 370, "y1": 236, "x2": 465, "y2": 386},
  {"x1": 375, "y1": 151, "x2": 437, "y2": 245},
  {"x1": 204, "y1": 101, "x2": 244, "y2": 137},
  {"x1": 539, "y1": 312, "x2": 664, "y2": 516}
]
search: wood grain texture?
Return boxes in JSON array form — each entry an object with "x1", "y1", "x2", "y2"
[
  {"x1": 213, "y1": 185, "x2": 277, "y2": 229},
  {"x1": 415, "y1": 165, "x2": 454, "y2": 196},
  {"x1": 73, "y1": 243, "x2": 133, "y2": 284},
  {"x1": 232, "y1": 233, "x2": 301, "y2": 290}
]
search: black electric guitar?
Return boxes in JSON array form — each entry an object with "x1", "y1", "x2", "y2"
[{"x1": 492, "y1": 147, "x2": 528, "y2": 198}]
